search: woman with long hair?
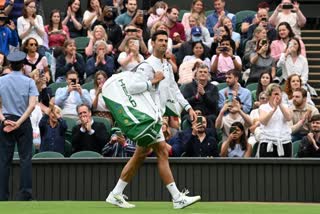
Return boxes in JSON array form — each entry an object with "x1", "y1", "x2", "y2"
[
  {"x1": 254, "y1": 71, "x2": 273, "y2": 106},
  {"x1": 45, "y1": 9, "x2": 70, "y2": 48},
  {"x1": 62, "y1": 0, "x2": 83, "y2": 38},
  {"x1": 277, "y1": 37, "x2": 308, "y2": 85},
  {"x1": 83, "y1": 0, "x2": 102, "y2": 30},
  {"x1": 85, "y1": 24, "x2": 112, "y2": 57},
  {"x1": 270, "y1": 22, "x2": 306, "y2": 61},
  {"x1": 219, "y1": 16, "x2": 240, "y2": 51},
  {"x1": 181, "y1": 0, "x2": 206, "y2": 32},
  {"x1": 118, "y1": 37, "x2": 144, "y2": 72},
  {"x1": 220, "y1": 121, "x2": 252, "y2": 157}
]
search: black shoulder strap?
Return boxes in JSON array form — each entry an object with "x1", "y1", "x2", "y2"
[{"x1": 24, "y1": 54, "x2": 44, "y2": 71}]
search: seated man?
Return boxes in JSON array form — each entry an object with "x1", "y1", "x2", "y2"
[
  {"x1": 72, "y1": 104, "x2": 109, "y2": 154},
  {"x1": 297, "y1": 114, "x2": 320, "y2": 158},
  {"x1": 55, "y1": 70, "x2": 92, "y2": 118}
]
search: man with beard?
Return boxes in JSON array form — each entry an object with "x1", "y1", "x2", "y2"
[
  {"x1": 115, "y1": 0, "x2": 137, "y2": 27},
  {"x1": 289, "y1": 88, "x2": 319, "y2": 142},
  {"x1": 91, "y1": 5, "x2": 123, "y2": 48},
  {"x1": 166, "y1": 7, "x2": 186, "y2": 42}
]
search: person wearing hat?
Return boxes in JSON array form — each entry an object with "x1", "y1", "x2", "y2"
[
  {"x1": 0, "y1": 10, "x2": 19, "y2": 56},
  {"x1": 297, "y1": 114, "x2": 320, "y2": 157},
  {"x1": 0, "y1": 50, "x2": 38, "y2": 200}
]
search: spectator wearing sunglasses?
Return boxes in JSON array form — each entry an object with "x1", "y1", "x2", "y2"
[{"x1": 118, "y1": 24, "x2": 148, "y2": 55}]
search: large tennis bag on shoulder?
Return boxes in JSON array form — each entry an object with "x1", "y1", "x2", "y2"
[{"x1": 102, "y1": 72, "x2": 162, "y2": 147}]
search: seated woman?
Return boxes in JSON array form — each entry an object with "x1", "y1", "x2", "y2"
[
  {"x1": 55, "y1": 39, "x2": 85, "y2": 82},
  {"x1": 62, "y1": 0, "x2": 83, "y2": 38},
  {"x1": 247, "y1": 38, "x2": 276, "y2": 84},
  {"x1": 90, "y1": 71, "x2": 113, "y2": 123},
  {"x1": 45, "y1": 9, "x2": 70, "y2": 48},
  {"x1": 86, "y1": 40, "x2": 114, "y2": 81},
  {"x1": 85, "y1": 24, "x2": 113, "y2": 57},
  {"x1": 181, "y1": 0, "x2": 206, "y2": 32},
  {"x1": 277, "y1": 37, "x2": 308, "y2": 85},
  {"x1": 253, "y1": 71, "x2": 273, "y2": 108},
  {"x1": 220, "y1": 122, "x2": 252, "y2": 157},
  {"x1": 82, "y1": 0, "x2": 102, "y2": 30},
  {"x1": 118, "y1": 37, "x2": 144, "y2": 72}
]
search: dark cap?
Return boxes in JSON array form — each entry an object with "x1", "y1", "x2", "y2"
[
  {"x1": 310, "y1": 114, "x2": 320, "y2": 122},
  {"x1": 7, "y1": 51, "x2": 26, "y2": 63},
  {"x1": 191, "y1": 26, "x2": 202, "y2": 36}
]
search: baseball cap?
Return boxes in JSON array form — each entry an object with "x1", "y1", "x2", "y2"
[{"x1": 191, "y1": 26, "x2": 202, "y2": 36}]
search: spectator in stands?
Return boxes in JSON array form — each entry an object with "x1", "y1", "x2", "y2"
[
  {"x1": 90, "y1": 71, "x2": 113, "y2": 122},
  {"x1": 218, "y1": 69, "x2": 252, "y2": 113},
  {"x1": 22, "y1": 37, "x2": 50, "y2": 81},
  {"x1": 148, "y1": 22, "x2": 173, "y2": 53},
  {"x1": 130, "y1": 9, "x2": 150, "y2": 46},
  {"x1": 86, "y1": 40, "x2": 114, "y2": 81},
  {"x1": 0, "y1": 52, "x2": 9, "y2": 74},
  {"x1": 297, "y1": 114, "x2": 320, "y2": 158},
  {"x1": 162, "y1": 119, "x2": 173, "y2": 143},
  {"x1": 0, "y1": 11, "x2": 18, "y2": 56},
  {"x1": 118, "y1": 37, "x2": 144, "y2": 72},
  {"x1": 216, "y1": 95, "x2": 252, "y2": 141},
  {"x1": 283, "y1": 74, "x2": 314, "y2": 107},
  {"x1": 91, "y1": 5, "x2": 122, "y2": 48},
  {"x1": 248, "y1": 91, "x2": 268, "y2": 146},
  {"x1": 55, "y1": 70, "x2": 91, "y2": 117},
  {"x1": 220, "y1": 121, "x2": 252, "y2": 157},
  {"x1": 39, "y1": 104, "x2": 67, "y2": 154},
  {"x1": 166, "y1": 7, "x2": 186, "y2": 42},
  {"x1": 246, "y1": 8, "x2": 277, "y2": 42},
  {"x1": 289, "y1": 88, "x2": 319, "y2": 142},
  {"x1": 83, "y1": 0, "x2": 102, "y2": 30},
  {"x1": 146, "y1": 1, "x2": 168, "y2": 29},
  {"x1": 211, "y1": 37, "x2": 242, "y2": 83},
  {"x1": 45, "y1": 9, "x2": 70, "y2": 48},
  {"x1": 118, "y1": 24, "x2": 148, "y2": 55},
  {"x1": 247, "y1": 38, "x2": 276, "y2": 84},
  {"x1": 206, "y1": 0, "x2": 236, "y2": 37},
  {"x1": 184, "y1": 116, "x2": 219, "y2": 157},
  {"x1": 181, "y1": 0, "x2": 206, "y2": 32},
  {"x1": 85, "y1": 24, "x2": 113, "y2": 57},
  {"x1": 102, "y1": 127, "x2": 136, "y2": 157},
  {"x1": 181, "y1": 63, "x2": 219, "y2": 127},
  {"x1": 72, "y1": 104, "x2": 108, "y2": 154},
  {"x1": 209, "y1": 25, "x2": 231, "y2": 56},
  {"x1": 185, "y1": 13, "x2": 212, "y2": 48},
  {"x1": 254, "y1": 71, "x2": 272, "y2": 107},
  {"x1": 259, "y1": 83, "x2": 293, "y2": 157},
  {"x1": 277, "y1": 37, "x2": 308, "y2": 85},
  {"x1": 269, "y1": 0, "x2": 306, "y2": 38},
  {"x1": 55, "y1": 39, "x2": 85, "y2": 82},
  {"x1": 218, "y1": 16, "x2": 240, "y2": 50},
  {"x1": 62, "y1": 0, "x2": 83, "y2": 38},
  {"x1": 270, "y1": 22, "x2": 305, "y2": 61},
  {"x1": 17, "y1": 0, "x2": 46, "y2": 55},
  {"x1": 115, "y1": 0, "x2": 137, "y2": 28},
  {"x1": 3, "y1": 0, "x2": 25, "y2": 24}
]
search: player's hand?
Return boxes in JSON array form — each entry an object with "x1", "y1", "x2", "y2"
[{"x1": 151, "y1": 71, "x2": 165, "y2": 85}]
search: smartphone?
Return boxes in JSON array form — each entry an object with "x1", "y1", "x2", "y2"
[
  {"x1": 133, "y1": 40, "x2": 140, "y2": 49},
  {"x1": 261, "y1": 17, "x2": 267, "y2": 22},
  {"x1": 261, "y1": 39, "x2": 267, "y2": 45},
  {"x1": 197, "y1": 116, "x2": 203, "y2": 124},
  {"x1": 220, "y1": 47, "x2": 228, "y2": 52},
  {"x1": 282, "y1": 4, "x2": 294, "y2": 10},
  {"x1": 39, "y1": 69, "x2": 45, "y2": 77},
  {"x1": 70, "y1": 79, "x2": 76, "y2": 85},
  {"x1": 230, "y1": 126, "x2": 237, "y2": 134},
  {"x1": 214, "y1": 28, "x2": 221, "y2": 37},
  {"x1": 228, "y1": 94, "x2": 233, "y2": 103},
  {"x1": 115, "y1": 131, "x2": 123, "y2": 137}
]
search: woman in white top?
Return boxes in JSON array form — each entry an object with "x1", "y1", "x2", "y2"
[
  {"x1": 90, "y1": 71, "x2": 113, "y2": 123},
  {"x1": 118, "y1": 37, "x2": 144, "y2": 72},
  {"x1": 269, "y1": 0, "x2": 306, "y2": 38},
  {"x1": 17, "y1": 0, "x2": 45, "y2": 49},
  {"x1": 181, "y1": 0, "x2": 206, "y2": 32},
  {"x1": 259, "y1": 83, "x2": 293, "y2": 157},
  {"x1": 277, "y1": 37, "x2": 308, "y2": 85},
  {"x1": 83, "y1": 0, "x2": 102, "y2": 30},
  {"x1": 220, "y1": 122, "x2": 252, "y2": 157}
]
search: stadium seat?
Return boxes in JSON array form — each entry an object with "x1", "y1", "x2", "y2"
[
  {"x1": 63, "y1": 117, "x2": 78, "y2": 142},
  {"x1": 70, "y1": 151, "x2": 102, "y2": 158},
  {"x1": 246, "y1": 83, "x2": 258, "y2": 92},
  {"x1": 82, "y1": 81, "x2": 94, "y2": 91},
  {"x1": 292, "y1": 140, "x2": 301, "y2": 157},
  {"x1": 74, "y1": 37, "x2": 90, "y2": 54},
  {"x1": 32, "y1": 151, "x2": 64, "y2": 159},
  {"x1": 64, "y1": 140, "x2": 73, "y2": 157},
  {"x1": 235, "y1": 10, "x2": 256, "y2": 33},
  {"x1": 92, "y1": 116, "x2": 112, "y2": 139},
  {"x1": 217, "y1": 82, "x2": 227, "y2": 91},
  {"x1": 48, "y1": 82, "x2": 67, "y2": 96},
  {"x1": 178, "y1": 9, "x2": 188, "y2": 22}
]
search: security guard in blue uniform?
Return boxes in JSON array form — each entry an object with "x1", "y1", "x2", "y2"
[{"x1": 0, "y1": 51, "x2": 38, "y2": 200}]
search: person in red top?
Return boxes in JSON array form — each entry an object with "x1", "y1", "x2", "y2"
[
  {"x1": 166, "y1": 7, "x2": 186, "y2": 42},
  {"x1": 45, "y1": 9, "x2": 70, "y2": 48}
]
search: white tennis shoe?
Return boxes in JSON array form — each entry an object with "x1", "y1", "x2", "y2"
[
  {"x1": 106, "y1": 192, "x2": 135, "y2": 208},
  {"x1": 172, "y1": 189, "x2": 201, "y2": 209}
]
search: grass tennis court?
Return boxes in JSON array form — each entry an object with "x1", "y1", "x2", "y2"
[{"x1": 0, "y1": 201, "x2": 319, "y2": 214}]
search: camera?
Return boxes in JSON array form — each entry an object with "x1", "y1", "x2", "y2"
[
  {"x1": 220, "y1": 47, "x2": 229, "y2": 52},
  {"x1": 230, "y1": 126, "x2": 237, "y2": 133},
  {"x1": 70, "y1": 79, "x2": 76, "y2": 85},
  {"x1": 228, "y1": 94, "x2": 233, "y2": 103},
  {"x1": 197, "y1": 116, "x2": 203, "y2": 124},
  {"x1": 261, "y1": 39, "x2": 267, "y2": 45},
  {"x1": 282, "y1": 4, "x2": 294, "y2": 10}
]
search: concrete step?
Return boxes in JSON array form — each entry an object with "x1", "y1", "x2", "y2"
[
  {"x1": 306, "y1": 51, "x2": 320, "y2": 58},
  {"x1": 302, "y1": 30, "x2": 320, "y2": 37},
  {"x1": 308, "y1": 80, "x2": 320, "y2": 88},
  {"x1": 302, "y1": 37, "x2": 320, "y2": 44},
  {"x1": 309, "y1": 65, "x2": 320, "y2": 73},
  {"x1": 305, "y1": 44, "x2": 320, "y2": 51},
  {"x1": 308, "y1": 58, "x2": 320, "y2": 66}
]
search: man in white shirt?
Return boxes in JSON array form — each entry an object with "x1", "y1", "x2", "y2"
[{"x1": 106, "y1": 30, "x2": 200, "y2": 209}]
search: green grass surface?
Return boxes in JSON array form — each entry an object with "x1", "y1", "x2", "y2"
[{"x1": 0, "y1": 201, "x2": 319, "y2": 214}]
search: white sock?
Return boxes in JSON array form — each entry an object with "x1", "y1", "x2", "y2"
[
  {"x1": 166, "y1": 182, "x2": 180, "y2": 200},
  {"x1": 112, "y1": 179, "x2": 128, "y2": 195}
]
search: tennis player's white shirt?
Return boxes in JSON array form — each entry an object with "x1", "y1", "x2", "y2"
[{"x1": 128, "y1": 55, "x2": 191, "y2": 115}]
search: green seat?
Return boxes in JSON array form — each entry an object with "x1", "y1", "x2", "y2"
[
  {"x1": 33, "y1": 151, "x2": 64, "y2": 159},
  {"x1": 82, "y1": 81, "x2": 94, "y2": 91},
  {"x1": 92, "y1": 116, "x2": 112, "y2": 139},
  {"x1": 74, "y1": 37, "x2": 90, "y2": 54},
  {"x1": 205, "y1": 10, "x2": 214, "y2": 17},
  {"x1": 293, "y1": 140, "x2": 301, "y2": 157},
  {"x1": 70, "y1": 151, "x2": 102, "y2": 158},
  {"x1": 48, "y1": 82, "x2": 67, "y2": 96},
  {"x1": 217, "y1": 82, "x2": 227, "y2": 91},
  {"x1": 64, "y1": 140, "x2": 73, "y2": 157},
  {"x1": 63, "y1": 117, "x2": 78, "y2": 142},
  {"x1": 178, "y1": 9, "x2": 188, "y2": 22},
  {"x1": 235, "y1": 10, "x2": 256, "y2": 33},
  {"x1": 246, "y1": 82, "x2": 258, "y2": 92}
]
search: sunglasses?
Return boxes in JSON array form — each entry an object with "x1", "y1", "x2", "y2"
[
  {"x1": 259, "y1": 97, "x2": 267, "y2": 100},
  {"x1": 126, "y1": 29, "x2": 137, "y2": 33},
  {"x1": 29, "y1": 43, "x2": 38, "y2": 47}
]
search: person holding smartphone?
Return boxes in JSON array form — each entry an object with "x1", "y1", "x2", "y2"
[{"x1": 269, "y1": 0, "x2": 306, "y2": 38}]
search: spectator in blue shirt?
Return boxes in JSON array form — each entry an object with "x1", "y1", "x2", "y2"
[
  {"x1": 0, "y1": 11, "x2": 19, "y2": 56},
  {"x1": 115, "y1": 0, "x2": 137, "y2": 28}
]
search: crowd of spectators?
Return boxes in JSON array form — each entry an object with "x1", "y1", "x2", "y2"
[{"x1": 0, "y1": 0, "x2": 319, "y2": 158}]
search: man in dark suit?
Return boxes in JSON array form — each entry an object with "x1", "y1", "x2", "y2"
[{"x1": 72, "y1": 104, "x2": 109, "y2": 154}]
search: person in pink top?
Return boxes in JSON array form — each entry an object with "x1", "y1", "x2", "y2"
[
  {"x1": 270, "y1": 22, "x2": 305, "y2": 61},
  {"x1": 146, "y1": 1, "x2": 168, "y2": 29},
  {"x1": 181, "y1": 0, "x2": 206, "y2": 32}
]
